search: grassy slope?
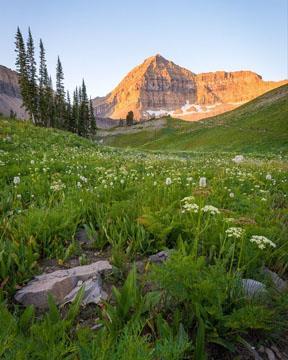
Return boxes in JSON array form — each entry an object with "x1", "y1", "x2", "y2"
[{"x1": 104, "y1": 84, "x2": 288, "y2": 153}]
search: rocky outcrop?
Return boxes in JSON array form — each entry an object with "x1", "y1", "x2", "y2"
[
  {"x1": 92, "y1": 54, "x2": 287, "y2": 121},
  {"x1": 0, "y1": 65, "x2": 28, "y2": 119}
]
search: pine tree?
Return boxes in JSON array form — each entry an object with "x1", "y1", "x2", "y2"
[
  {"x1": 47, "y1": 76, "x2": 55, "y2": 127},
  {"x1": 78, "y1": 80, "x2": 89, "y2": 136},
  {"x1": 89, "y1": 98, "x2": 96, "y2": 135},
  {"x1": 38, "y1": 39, "x2": 49, "y2": 126},
  {"x1": 55, "y1": 56, "x2": 65, "y2": 128},
  {"x1": 15, "y1": 27, "x2": 29, "y2": 115},
  {"x1": 26, "y1": 27, "x2": 38, "y2": 123},
  {"x1": 72, "y1": 87, "x2": 79, "y2": 134},
  {"x1": 65, "y1": 90, "x2": 73, "y2": 131}
]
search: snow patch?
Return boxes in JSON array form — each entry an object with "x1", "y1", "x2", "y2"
[{"x1": 145, "y1": 100, "x2": 221, "y2": 118}]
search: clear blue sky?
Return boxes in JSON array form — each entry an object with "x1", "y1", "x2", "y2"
[{"x1": 1, "y1": 0, "x2": 287, "y2": 97}]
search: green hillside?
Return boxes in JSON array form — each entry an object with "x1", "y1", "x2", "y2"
[{"x1": 104, "y1": 84, "x2": 288, "y2": 153}]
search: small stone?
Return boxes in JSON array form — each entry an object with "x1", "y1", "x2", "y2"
[
  {"x1": 149, "y1": 250, "x2": 170, "y2": 264},
  {"x1": 263, "y1": 268, "x2": 288, "y2": 292},
  {"x1": 241, "y1": 279, "x2": 267, "y2": 298},
  {"x1": 265, "y1": 348, "x2": 276, "y2": 360}
]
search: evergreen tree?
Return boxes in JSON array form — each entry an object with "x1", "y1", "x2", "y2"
[
  {"x1": 38, "y1": 39, "x2": 49, "y2": 126},
  {"x1": 47, "y1": 76, "x2": 55, "y2": 127},
  {"x1": 55, "y1": 56, "x2": 65, "y2": 128},
  {"x1": 78, "y1": 80, "x2": 89, "y2": 136},
  {"x1": 26, "y1": 27, "x2": 38, "y2": 123},
  {"x1": 72, "y1": 87, "x2": 79, "y2": 134},
  {"x1": 126, "y1": 111, "x2": 134, "y2": 126},
  {"x1": 89, "y1": 98, "x2": 96, "y2": 135},
  {"x1": 65, "y1": 90, "x2": 73, "y2": 131},
  {"x1": 15, "y1": 27, "x2": 29, "y2": 115}
]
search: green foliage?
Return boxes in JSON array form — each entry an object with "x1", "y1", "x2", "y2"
[{"x1": 0, "y1": 119, "x2": 287, "y2": 357}]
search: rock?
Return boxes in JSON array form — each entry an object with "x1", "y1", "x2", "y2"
[
  {"x1": 64, "y1": 277, "x2": 108, "y2": 306},
  {"x1": 263, "y1": 268, "x2": 288, "y2": 292},
  {"x1": 265, "y1": 348, "x2": 276, "y2": 360},
  {"x1": 241, "y1": 279, "x2": 267, "y2": 298},
  {"x1": 76, "y1": 227, "x2": 97, "y2": 247},
  {"x1": 149, "y1": 250, "x2": 170, "y2": 264},
  {"x1": 92, "y1": 54, "x2": 287, "y2": 121},
  {"x1": 15, "y1": 261, "x2": 112, "y2": 309}
]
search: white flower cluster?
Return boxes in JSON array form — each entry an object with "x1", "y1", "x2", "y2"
[
  {"x1": 165, "y1": 177, "x2": 172, "y2": 185},
  {"x1": 199, "y1": 177, "x2": 207, "y2": 187},
  {"x1": 50, "y1": 180, "x2": 66, "y2": 192},
  {"x1": 181, "y1": 196, "x2": 199, "y2": 213},
  {"x1": 249, "y1": 235, "x2": 276, "y2": 250},
  {"x1": 232, "y1": 155, "x2": 244, "y2": 164},
  {"x1": 225, "y1": 227, "x2": 244, "y2": 239},
  {"x1": 201, "y1": 205, "x2": 220, "y2": 215},
  {"x1": 13, "y1": 176, "x2": 20, "y2": 185}
]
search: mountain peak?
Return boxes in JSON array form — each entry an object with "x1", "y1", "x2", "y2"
[{"x1": 92, "y1": 56, "x2": 287, "y2": 121}]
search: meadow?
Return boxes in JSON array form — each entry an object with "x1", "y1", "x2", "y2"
[{"x1": 0, "y1": 118, "x2": 287, "y2": 359}]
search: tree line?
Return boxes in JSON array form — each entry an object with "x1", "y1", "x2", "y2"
[{"x1": 15, "y1": 27, "x2": 96, "y2": 137}]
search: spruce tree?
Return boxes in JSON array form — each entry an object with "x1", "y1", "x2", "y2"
[
  {"x1": 46, "y1": 76, "x2": 55, "y2": 127},
  {"x1": 65, "y1": 90, "x2": 73, "y2": 131},
  {"x1": 15, "y1": 27, "x2": 29, "y2": 115},
  {"x1": 26, "y1": 27, "x2": 38, "y2": 123},
  {"x1": 55, "y1": 56, "x2": 65, "y2": 128},
  {"x1": 78, "y1": 80, "x2": 89, "y2": 136},
  {"x1": 72, "y1": 87, "x2": 79, "y2": 134},
  {"x1": 89, "y1": 98, "x2": 96, "y2": 135},
  {"x1": 38, "y1": 39, "x2": 49, "y2": 126}
]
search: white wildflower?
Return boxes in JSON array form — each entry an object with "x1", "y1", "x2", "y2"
[
  {"x1": 165, "y1": 177, "x2": 172, "y2": 185},
  {"x1": 13, "y1": 176, "x2": 20, "y2": 185},
  {"x1": 77, "y1": 181, "x2": 82, "y2": 188},
  {"x1": 199, "y1": 177, "x2": 207, "y2": 187},
  {"x1": 229, "y1": 192, "x2": 235, "y2": 198},
  {"x1": 232, "y1": 155, "x2": 244, "y2": 164},
  {"x1": 265, "y1": 174, "x2": 272, "y2": 181},
  {"x1": 201, "y1": 205, "x2": 220, "y2": 215},
  {"x1": 50, "y1": 180, "x2": 66, "y2": 192},
  {"x1": 250, "y1": 235, "x2": 276, "y2": 250},
  {"x1": 225, "y1": 227, "x2": 244, "y2": 239}
]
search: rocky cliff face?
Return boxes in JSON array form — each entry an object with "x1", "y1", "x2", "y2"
[
  {"x1": 93, "y1": 55, "x2": 287, "y2": 121},
  {"x1": 0, "y1": 65, "x2": 27, "y2": 119}
]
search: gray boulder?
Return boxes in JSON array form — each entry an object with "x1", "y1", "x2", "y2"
[{"x1": 15, "y1": 261, "x2": 112, "y2": 309}]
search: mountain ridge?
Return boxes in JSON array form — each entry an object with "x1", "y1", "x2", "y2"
[{"x1": 92, "y1": 54, "x2": 287, "y2": 121}]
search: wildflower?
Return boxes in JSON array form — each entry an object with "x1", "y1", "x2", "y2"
[
  {"x1": 202, "y1": 205, "x2": 220, "y2": 215},
  {"x1": 120, "y1": 179, "x2": 125, "y2": 184},
  {"x1": 199, "y1": 177, "x2": 207, "y2": 187},
  {"x1": 79, "y1": 175, "x2": 88, "y2": 183},
  {"x1": 266, "y1": 174, "x2": 272, "y2": 180},
  {"x1": 225, "y1": 227, "x2": 244, "y2": 239},
  {"x1": 77, "y1": 182, "x2": 82, "y2": 188},
  {"x1": 250, "y1": 235, "x2": 276, "y2": 250},
  {"x1": 232, "y1": 155, "x2": 244, "y2": 164},
  {"x1": 182, "y1": 203, "x2": 199, "y2": 213},
  {"x1": 16, "y1": 194, "x2": 21, "y2": 199},
  {"x1": 30, "y1": 160, "x2": 35, "y2": 165},
  {"x1": 153, "y1": 181, "x2": 157, "y2": 186},
  {"x1": 13, "y1": 176, "x2": 20, "y2": 185},
  {"x1": 50, "y1": 180, "x2": 66, "y2": 192},
  {"x1": 165, "y1": 177, "x2": 172, "y2": 185},
  {"x1": 229, "y1": 192, "x2": 235, "y2": 198}
]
